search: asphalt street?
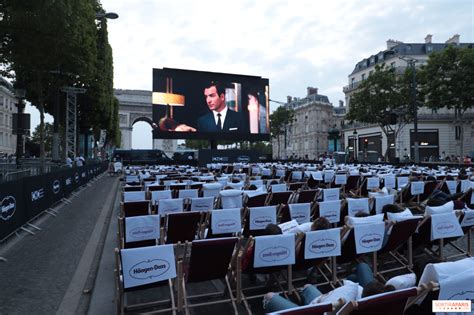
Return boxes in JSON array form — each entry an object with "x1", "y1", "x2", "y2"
[{"x1": 0, "y1": 174, "x2": 119, "y2": 315}]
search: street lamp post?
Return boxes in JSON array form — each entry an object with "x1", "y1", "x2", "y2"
[
  {"x1": 353, "y1": 129, "x2": 358, "y2": 161},
  {"x1": 15, "y1": 89, "x2": 26, "y2": 168}
]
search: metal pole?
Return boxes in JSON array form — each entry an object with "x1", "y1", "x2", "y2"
[
  {"x1": 410, "y1": 60, "x2": 420, "y2": 164},
  {"x1": 15, "y1": 99, "x2": 25, "y2": 168}
]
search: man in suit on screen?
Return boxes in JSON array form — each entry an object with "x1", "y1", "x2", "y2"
[{"x1": 197, "y1": 81, "x2": 247, "y2": 133}]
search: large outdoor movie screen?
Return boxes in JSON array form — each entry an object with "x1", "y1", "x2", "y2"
[{"x1": 152, "y1": 68, "x2": 270, "y2": 141}]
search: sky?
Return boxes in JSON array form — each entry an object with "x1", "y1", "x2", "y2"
[{"x1": 26, "y1": 0, "x2": 474, "y2": 149}]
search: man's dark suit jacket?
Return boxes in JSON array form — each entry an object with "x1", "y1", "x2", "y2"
[{"x1": 197, "y1": 109, "x2": 247, "y2": 132}]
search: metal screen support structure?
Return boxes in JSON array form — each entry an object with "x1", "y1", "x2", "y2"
[{"x1": 62, "y1": 87, "x2": 86, "y2": 159}]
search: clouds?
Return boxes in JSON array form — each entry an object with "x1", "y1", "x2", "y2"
[{"x1": 99, "y1": 0, "x2": 473, "y2": 148}]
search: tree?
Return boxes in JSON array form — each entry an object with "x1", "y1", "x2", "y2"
[
  {"x1": 25, "y1": 123, "x2": 54, "y2": 157},
  {"x1": 346, "y1": 65, "x2": 413, "y2": 161},
  {"x1": 270, "y1": 106, "x2": 295, "y2": 159},
  {"x1": 420, "y1": 45, "x2": 474, "y2": 158}
]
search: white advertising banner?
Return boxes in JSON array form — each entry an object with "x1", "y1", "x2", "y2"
[
  {"x1": 383, "y1": 174, "x2": 396, "y2": 189},
  {"x1": 374, "y1": 195, "x2": 395, "y2": 214},
  {"x1": 158, "y1": 198, "x2": 183, "y2": 216},
  {"x1": 319, "y1": 200, "x2": 341, "y2": 223},
  {"x1": 278, "y1": 219, "x2": 299, "y2": 234},
  {"x1": 288, "y1": 203, "x2": 311, "y2": 224},
  {"x1": 366, "y1": 177, "x2": 379, "y2": 190},
  {"x1": 334, "y1": 174, "x2": 347, "y2": 185},
  {"x1": 121, "y1": 244, "x2": 177, "y2": 289},
  {"x1": 445, "y1": 180, "x2": 458, "y2": 195},
  {"x1": 431, "y1": 212, "x2": 464, "y2": 241},
  {"x1": 347, "y1": 198, "x2": 369, "y2": 217},
  {"x1": 304, "y1": 228, "x2": 341, "y2": 259},
  {"x1": 249, "y1": 206, "x2": 277, "y2": 230},
  {"x1": 324, "y1": 170, "x2": 335, "y2": 183},
  {"x1": 125, "y1": 215, "x2": 160, "y2": 243},
  {"x1": 310, "y1": 171, "x2": 323, "y2": 181},
  {"x1": 354, "y1": 222, "x2": 385, "y2": 254},
  {"x1": 437, "y1": 270, "x2": 474, "y2": 315},
  {"x1": 397, "y1": 177, "x2": 409, "y2": 189},
  {"x1": 211, "y1": 208, "x2": 242, "y2": 234},
  {"x1": 410, "y1": 181, "x2": 425, "y2": 196},
  {"x1": 323, "y1": 188, "x2": 340, "y2": 201},
  {"x1": 190, "y1": 197, "x2": 214, "y2": 211},
  {"x1": 253, "y1": 234, "x2": 295, "y2": 268}
]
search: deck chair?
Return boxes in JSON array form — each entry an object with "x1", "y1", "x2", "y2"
[
  {"x1": 372, "y1": 217, "x2": 422, "y2": 279},
  {"x1": 148, "y1": 184, "x2": 167, "y2": 192},
  {"x1": 202, "y1": 183, "x2": 222, "y2": 198},
  {"x1": 279, "y1": 203, "x2": 313, "y2": 225},
  {"x1": 205, "y1": 207, "x2": 243, "y2": 239},
  {"x1": 189, "y1": 196, "x2": 214, "y2": 212},
  {"x1": 157, "y1": 198, "x2": 184, "y2": 217},
  {"x1": 293, "y1": 189, "x2": 319, "y2": 204},
  {"x1": 244, "y1": 191, "x2": 269, "y2": 207},
  {"x1": 115, "y1": 245, "x2": 177, "y2": 314},
  {"x1": 288, "y1": 182, "x2": 306, "y2": 191},
  {"x1": 123, "y1": 185, "x2": 143, "y2": 192},
  {"x1": 121, "y1": 200, "x2": 151, "y2": 217},
  {"x1": 219, "y1": 189, "x2": 244, "y2": 209},
  {"x1": 267, "y1": 191, "x2": 294, "y2": 206},
  {"x1": 336, "y1": 287, "x2": 418, "y2": 315},
  {"x1": 346, "y1": 198, "x2": 370, "y2": 217},
  {"x1": 120, "y1": 215, "x2": 160, "y2": 249},
  {"x1": 177, "y1": 237, "x2": 241, "y2": 314},
  {"x1": 343, "y1": 175, "x2": 361, "y2": 195},
  {"x1": 271, "y1": 183, "x2": 288, "y2": 193},
  {"x1": 164, "y1": 211, "x2": 203, "y2": 244},
  {"x1": 242, "y1": 205, "x2": 278, "y2": 237},
  {"x1": 123, "y1": 191, "x2": 146, "y2": 202}
]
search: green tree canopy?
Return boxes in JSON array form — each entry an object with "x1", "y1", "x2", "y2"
[
  {"x1": 270, "y1": 106, "x2": 295, "y2": 159},
  {"x1": 346, "y1": 64, "x2": 414, "y2": 160}
]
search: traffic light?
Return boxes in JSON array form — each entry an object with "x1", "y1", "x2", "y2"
[{"x1": 364, "y1": 138, "x2": 369, "y2": 149}]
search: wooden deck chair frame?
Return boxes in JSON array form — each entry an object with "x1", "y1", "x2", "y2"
[
  {"x1": 337, "y1": 287, "x2": 418, "y2": 315},
  {"x1": 267, "y1": 191, "x2": 294, "y2": 206},
  {"x1": 176, "y1": 237, "x2": 243, "y2": 314},
  {"x1": 372, "y1": 217, "x2": 422, "y2": 281},
  {"x1": 268, "y1": 299, "x2": 341, "y2": 315},
  {"x1": 232, "y1": 236, "x2": 292, "y2": 312},
  {"x1": 115, "y1": 248, "x2": 177, "y2": 314},
  {"x1": 164, "y1": 211, "x2": 204, "y2": 244}
]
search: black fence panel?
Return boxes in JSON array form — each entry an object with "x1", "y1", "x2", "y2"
[
  {"x1": 23, "y1": 175, "x2": 52, "y2": 219},
  {"x1": 0, "y1": 179, "x2": 27, "y2": 240}
]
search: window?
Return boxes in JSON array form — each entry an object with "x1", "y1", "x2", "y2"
[
  {"x1": 361, "y1": 74, "x2": 366, "y2": 81},
  {"x1": 0, "y1": 96, "x2": 3, "y2": 106},
  {"x1": 455, "y1": 126, "x2": 461, "y2": 140},
  {"x1": 369, "y1": 70, "x2": 374, "y2": 76},
  {"x1": 351, "y1": 78, "x2": 355, "y2": 87},
  {"x1": 427, "y1": 45, "x2": 433, "y2": 53},
  {"x1": 390, "y1": 62, "x2": 396, "y2": 68}
]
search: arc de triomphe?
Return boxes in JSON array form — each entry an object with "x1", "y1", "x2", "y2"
[{"x1": 115, "y1": 89, "x2": 177, "y2": 154}]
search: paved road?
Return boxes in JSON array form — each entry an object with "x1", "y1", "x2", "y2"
[{"x1": 0, "y1": 174, "x2": 119, "y2": 315}]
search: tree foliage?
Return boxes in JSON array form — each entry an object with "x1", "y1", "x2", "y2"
[
  {"x1": 0, "y1": 0, "x2": 119, "y2": 157},
  {"x1": 25, "y1": 122, "x2": 54, "y2": 157},
  {"x1": 269, "y1": 106, "x2": 295, "y2": 159},
  {"x1": 346, "y1": 64, "x2": 414, "y2": 159}
]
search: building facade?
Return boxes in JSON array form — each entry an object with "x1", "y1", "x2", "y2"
[
  {"x1": 272, "y1": 87, "x2": 345, "y2": 160},
  {"x1": 343, "y1": 35, "x2": 474, "y2": 162},
  {"x1": 0, "y1": 78, "x2": 18, "y2": 156}
]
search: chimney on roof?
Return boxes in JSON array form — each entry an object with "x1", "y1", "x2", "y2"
[
  {"x1": 287, "y1": 96, "x2": 292, "y2": 104},
  {"x1": 307, "y1": 87, "x2": 318, "y2": 96},
  {"x1": 446, "y1": 34, "x2": 460, "y2": 45},
  {"x1": 425, "y1": 34, "x2": 432, "y2": 44},
  {"x1": 386, "y1": 39, "x2": 402, "y2": 50}
]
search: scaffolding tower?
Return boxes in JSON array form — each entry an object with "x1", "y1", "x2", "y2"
[{"x1": 61, "y1": 87, "x2": 86, "y2": 159}]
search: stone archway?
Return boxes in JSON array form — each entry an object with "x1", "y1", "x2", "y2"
[{"x1": 115, "y1": 89, "x2": 177, "y2": 154}]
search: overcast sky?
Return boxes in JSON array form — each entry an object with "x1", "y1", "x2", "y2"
[{"x1": 26, "y1": 0, "x2": 474, "y2": 149}]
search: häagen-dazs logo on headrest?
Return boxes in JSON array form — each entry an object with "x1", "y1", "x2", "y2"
[
  {"x1": 129, "y1": 259, "x2": 170, "y2": 280},
  {"x1": 253, "y1": 216, "x2": 273, "y2": 228},
  {"x1": 130, "y1": 226, "x2": 156, "y2": 240},
  {"x1": 216, "y1": 219, "x2": 238, "y2": 230},
  {"x1": 1, "y1": 196, "x2": 16, "y2": 221},
  {"x1": 259, "y1": 246, "x2": 290, "y2": 262},
  {"x1": 435, "y1": 221, "x2": 456, "y2": 234},
  {"x1": 309, "y1": 238, "x2": 337, "y2": 254},
  {"x1": 359, "y1": 233, "x2": 382, "y2": 248}
]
